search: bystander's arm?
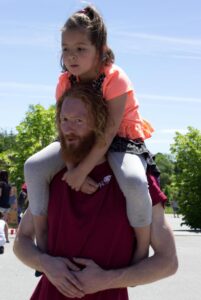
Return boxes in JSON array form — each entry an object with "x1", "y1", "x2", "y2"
[{"x1": 4, "y1": 221, "x2": 9, "y2": 242}]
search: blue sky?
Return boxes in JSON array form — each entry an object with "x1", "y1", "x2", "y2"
[{"x1": 0, "y1": 0, "x2": 201, "y2": 154}]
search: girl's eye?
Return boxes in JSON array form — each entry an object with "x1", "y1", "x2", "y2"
[
  {"x1": 62, "y1": 48, "x2": 69, "y2": 53},
  {"x1": 77, "y1": 47, "x2": 86, "y2": 52}
]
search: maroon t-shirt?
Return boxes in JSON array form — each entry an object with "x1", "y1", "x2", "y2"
[
  {"x1": 30, "y1": 161, "x2": 165, "y2": 300},
  {"x1": 31, "y1": 162, "x2": 135, "y2": 300}
]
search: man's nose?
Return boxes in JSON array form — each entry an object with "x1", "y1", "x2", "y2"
[{"x1": 62, "y1": 121, "x2": 75, "y2": 134}]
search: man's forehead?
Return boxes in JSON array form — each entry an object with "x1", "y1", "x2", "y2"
[{"x1": 61, "y1": 96, "x2": 89, "y2": 116}]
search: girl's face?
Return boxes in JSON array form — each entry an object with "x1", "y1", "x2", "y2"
[{"x1": 62, "y1": 29, "x2": 99, "y2": 80}]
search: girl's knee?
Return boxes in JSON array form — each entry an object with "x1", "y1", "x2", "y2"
[
  {"x1": 124, "y1": 171, "x2": 148, "y2": 191},
  {"x1": 24, "y1": 154, "x2": 40, "y2": 175},
  {"x1": 24, "y1": 156, "x2": 35, "y2": 174}
]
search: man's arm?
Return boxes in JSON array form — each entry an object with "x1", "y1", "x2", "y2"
[
  {"x1": 13, "y1": 209, "x2": 42, "y2": 270},
  {"x1": 120, "y1": 202, "x2": 178, "y2": 286},
  {"x1": 13, "y1": 209, "x2": 85, "y2": 298},
  {"x1": 14, "y1": 204, "x2": 178, "y2": 295},
  {"x1": 72, "y1": 203, "x2": 178, "y2": 293}
]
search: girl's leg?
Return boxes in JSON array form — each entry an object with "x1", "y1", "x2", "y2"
[
  {"x1": 108, "y1": 151, "x2": 152, "y2": 227},
  {"x1": 132, "y1": 226, "x2": 150, "y2": 263},
  {"x1": 108, "y1": 151, "x2": 152, "y2": 263},
  {"x1": 24, "y1": 141, "x2": 65, "y2": 215},
  {"x1": 24, "y1": 141, "x2": 65, "y2": 251}
]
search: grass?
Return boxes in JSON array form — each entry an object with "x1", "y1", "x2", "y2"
[{"x1": 164, "y1": 206, "x2": 173, "y2": 214}]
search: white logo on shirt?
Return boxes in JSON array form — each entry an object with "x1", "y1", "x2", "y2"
[{"x1": 98, "y1": 175, "x2": 112, "y2": 189}]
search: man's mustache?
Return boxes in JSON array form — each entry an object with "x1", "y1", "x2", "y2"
[{"x1": 64, "y1": 134, "x2": 80, "y2": 140}]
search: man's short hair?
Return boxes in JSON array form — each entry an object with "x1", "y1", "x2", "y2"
[{"x1": 56, "y1": 83, "x2": 109, "y2": 143}]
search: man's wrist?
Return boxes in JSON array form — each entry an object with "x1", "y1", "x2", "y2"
[
  {"x1": 102, "y1": 269, "x2": 126, "y2": 290},
  {"x1": 38, "y1": 253, "x2": 51, "y2": 273}
]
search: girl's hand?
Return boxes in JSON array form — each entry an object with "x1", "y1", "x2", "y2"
[
  {"x1": 62, "y1": 167, "x2": 87, "y2": 191},
  {"x1": 80, "y1": 176, "x2": 99, "y2": 194}
]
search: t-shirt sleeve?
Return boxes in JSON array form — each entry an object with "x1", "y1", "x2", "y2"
[
  {"x1": 147, "y1": 173, "x2": 167, "y2": 207},
  {"x1": 103, "y1": 65, "x2": 133, "y2": 101},
  {"x1": 55, "y1": 73, "x2": 71, "y2": 101}
]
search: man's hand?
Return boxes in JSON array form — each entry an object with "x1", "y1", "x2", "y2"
[
  {"x1": 72, "y1": 258, "x2": 108, "y2": 294},
  {"x1": 41, "y1": 255, "x2": 85, "y2": 298},
  {"x1": 62, "y1": 167, "x2": 87, "y2": 191}
]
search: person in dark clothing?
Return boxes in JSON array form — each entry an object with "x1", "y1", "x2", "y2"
[
  {"x1": 0, "y1": 170, "x2": 11, "y2": 223},
  {"x1": 17, "y1": 184, "x2": 28, "y2": 224}
]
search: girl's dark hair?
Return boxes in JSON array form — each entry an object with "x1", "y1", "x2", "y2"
[
  {"x1": 0, "y1": 170, "x2": 8, "y2": 183},
  {"x1": 60, "y1": 5, "x2": 115, "y2": 72}
]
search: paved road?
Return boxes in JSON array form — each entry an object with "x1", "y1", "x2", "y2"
[
  {"x1": 0, "y1": 234, "x2": 39, "y2": 300},
  {"x1": 129, "y1": 235, "x2": 201, "y2": 300},
  {"x1": 1, "y1": 215, "x2": 201, "y2": 300}
]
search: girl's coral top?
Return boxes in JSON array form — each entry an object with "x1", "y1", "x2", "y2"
[{"x1": 56, "y1": 64, "x2": 154, "y2": 141}]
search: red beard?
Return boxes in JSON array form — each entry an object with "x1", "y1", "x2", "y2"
[{"x1": 60, "y1": 131, "x2": 96, "y2": 165}]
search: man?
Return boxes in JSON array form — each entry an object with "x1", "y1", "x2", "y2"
[{"x1": 14, "y1": 84, "x2": 178, "y2": 299}]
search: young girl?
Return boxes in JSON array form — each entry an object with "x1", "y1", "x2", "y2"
[{"x1": 25, "y1": 5, "x2": 160, "y2": 263}]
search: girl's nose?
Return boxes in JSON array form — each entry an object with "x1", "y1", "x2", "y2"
[{"x1": 68, "y1": 50, "x2": 77, "y2": 60}]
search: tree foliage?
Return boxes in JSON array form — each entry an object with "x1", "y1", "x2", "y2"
[
  {"x1": 154, "y1": 152, "x2": 175, "y2": 201},
  {"x1": 0, "y1": 104, "x2": 56, "y2": 190},
  {"x1": 0, "y1": 130, "x2": 16, "y2": 169},
  {"x1": 170, "y1": 127, "x2": 201, "y2": 229},
  {"x1": 0, "y1": 130, "x2": 16, "y2": 153}
]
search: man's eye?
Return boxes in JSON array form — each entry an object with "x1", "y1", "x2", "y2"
[
  {"x1": 76, "y1": 119, "x2": 83, "y2": 124},
  {"x1": 61, "y1": 117, "x2": 67, "y2": 122},
  {"x1": 62, "y1": 48, "x2": 69, "y2": 53}
]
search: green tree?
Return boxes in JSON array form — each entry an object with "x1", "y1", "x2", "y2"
[
  {"x1": 170, "y1": 127, "x2": 201, "y2": 229},
  {"x1": 0, "y1": 130, "x2": 16, "y2": 170},
  {"x1": 0, "y1": 104, "x2": 56, "y2": 190}
]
